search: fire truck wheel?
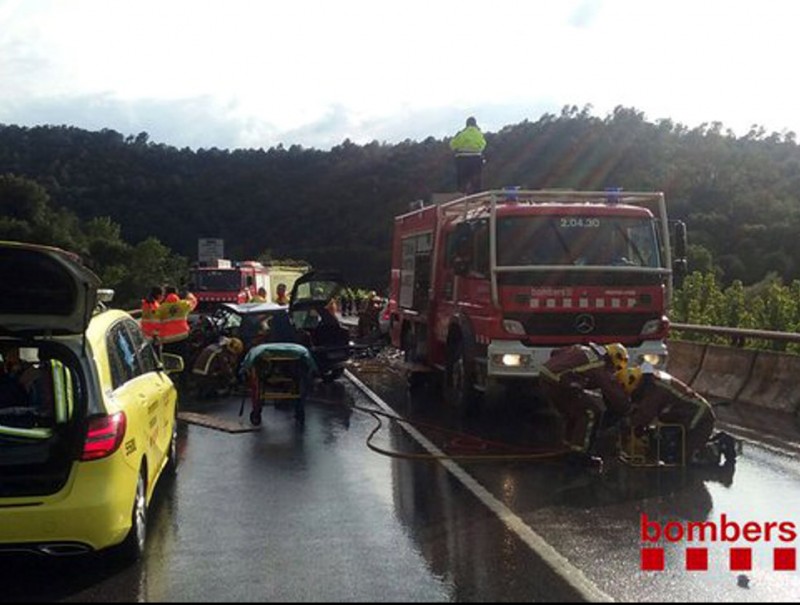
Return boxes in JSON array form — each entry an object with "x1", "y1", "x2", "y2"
[{"x1": 445, "y1": 339, "x2": 478, "y2": 411}]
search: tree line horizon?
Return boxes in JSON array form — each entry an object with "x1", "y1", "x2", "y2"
[{"x1": 1, "y1": 104, "x2": 799, "y2": 324}]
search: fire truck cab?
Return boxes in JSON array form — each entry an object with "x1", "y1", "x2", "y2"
[
  {"x1": 389, "y1": 189, "x2": 687, "y2": 409},
  {"x1": 190, "y1": 260, "x2": 275, "y2": 311}
]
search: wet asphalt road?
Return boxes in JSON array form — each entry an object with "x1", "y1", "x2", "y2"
[{"x1": 3, "y1": 350, "x2": 800, "y2": 602}]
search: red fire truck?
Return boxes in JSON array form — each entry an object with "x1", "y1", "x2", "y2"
[
  {"x1": 189, "y1": 260, "x2": 307, "y2": 312},
  {"x1": 388, "y1": 189, "x2": 687, "y2": 408}
]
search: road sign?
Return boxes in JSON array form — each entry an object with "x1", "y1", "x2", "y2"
[{"x1": 198, "y1": 238, "x2": 224, "y2": 263}]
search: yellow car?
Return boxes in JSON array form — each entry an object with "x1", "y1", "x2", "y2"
[{"x1": 0, "y1": 241, "x2": 183, "y2": 560}]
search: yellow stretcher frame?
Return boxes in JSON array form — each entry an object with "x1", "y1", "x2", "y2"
[
  {"x1": 618, "y1": 423, "x2": 686, "y2": 468},
  {"x1": 251, "y1": 354, "x2": 304, "y2": 401}
]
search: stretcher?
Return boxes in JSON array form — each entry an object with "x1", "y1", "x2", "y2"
[{"x1": 239, "y1": 343, "x2": 318, "y2": 426}]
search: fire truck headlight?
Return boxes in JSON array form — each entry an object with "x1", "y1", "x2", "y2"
[
  {"x1": 491, "y1": 353, "x2": 531, "y2": 368},
  {"x1": 642, "y1": 353, "x2": 660, "y2": 365},
  {"x1": 502, "y1": 320, "x2": 526, "y2": 336},
  {"x1": 640, "y1": 353, "x2": 664, "y2": 367}
]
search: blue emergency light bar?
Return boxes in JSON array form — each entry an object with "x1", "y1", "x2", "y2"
[{"x1": 605, "y1": 186, "x2": 623, "y2": 204}]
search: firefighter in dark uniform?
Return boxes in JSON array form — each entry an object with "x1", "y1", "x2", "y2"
[
  {"x1": 539, "y1": 342, "x2": 631, "y2": 464},
  {"x1": 616, "y1": 365, "x2": 732, "y2": 466}
]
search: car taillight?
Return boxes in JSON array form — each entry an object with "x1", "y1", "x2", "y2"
[{"x1": 81, "y1": 412, "x2": 127, "y2": 461}]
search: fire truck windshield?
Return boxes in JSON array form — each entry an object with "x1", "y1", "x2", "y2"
[
  {"x1": 193, "y1": 270, "x2": 242, "y2": 291},
  {"x1": 496, "y1": 215, "x2": 661, "y2": 268}
]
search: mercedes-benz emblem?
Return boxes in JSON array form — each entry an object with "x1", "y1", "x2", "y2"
[{"x1": 574, "y1": 313, "x2": 595, "y2": 334}]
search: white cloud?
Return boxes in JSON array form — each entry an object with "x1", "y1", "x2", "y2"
[{"x1": 1, "y1": 0, "x2": 799, "y2": 149}]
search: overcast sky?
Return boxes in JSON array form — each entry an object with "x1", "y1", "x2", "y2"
[{"x1": 1, "y1": 0, "x2": 798, "y2": 151}]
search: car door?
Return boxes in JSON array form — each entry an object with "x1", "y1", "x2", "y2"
[
  {"x1": 124, "y1": 319, "x2": 175, "y2": 471},
  {"x1": 106, "y1": 321, "x2": 163, "y2": 476}
]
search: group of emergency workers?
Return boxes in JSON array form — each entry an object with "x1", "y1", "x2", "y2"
[
  {"x1": 141, "y1": 285, "x2": 198, "y2": 388},
  {"x1": 141, "y1": 285, "x2": 198, "y2": 344},
  {"x1": 539, "y1": 342, "x2": 737, "y2": 469}
]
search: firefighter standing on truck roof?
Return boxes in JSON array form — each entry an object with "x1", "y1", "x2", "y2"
[
  {"x1": 450, "y1": 116, "x2": 487, "y2": 194},
  {"x1": 538, "y1": 342, "x2": 631, "y2": 467}
]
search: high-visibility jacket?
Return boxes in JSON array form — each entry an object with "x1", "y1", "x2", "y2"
[
  {"x1": 450, "y1": 126, "x2": 487, "y2": 155},
  {"x1": 157, "y1": 299, "x2": 195, "y2": 343},
  {"x1": 141, "y1": 299, "x2": 160, "y2": 339}
]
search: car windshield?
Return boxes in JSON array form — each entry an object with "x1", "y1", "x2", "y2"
[
  {"x1": 293, "y1": 279, "x2": 340, "y2": 304},
  {"x1": 496, "y1": 215, "x2": 661, "y2": 268},
  {"x1": 193, "y1": 270, "x2": 241, "y2": 291}
]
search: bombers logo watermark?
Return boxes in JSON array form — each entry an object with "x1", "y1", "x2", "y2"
[{"x1": 640, "y1": 513, "x2": 797, "y2": 571}]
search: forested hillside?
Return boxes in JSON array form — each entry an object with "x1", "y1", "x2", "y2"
[{"x1": 2, "y1": 104, "x2": 800, "y2": 295}]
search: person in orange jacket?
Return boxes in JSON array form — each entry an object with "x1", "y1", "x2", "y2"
[
  {"x1": 158, "y1": 286, "x2": 198, "y2": 389},
  {"x1": 140, "y1": 285, "x2": 164, "y2": 341}
]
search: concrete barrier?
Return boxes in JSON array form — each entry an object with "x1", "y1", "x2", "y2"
[
  {"x1": 687, "y1": 343, "x2": 757, "y2": 402},
  {"x1": 668, "y1": 340, "x2": 800, "y2": 418},
  {"x1": 665, "y1": 340, "x2": 706, "y2": 386},
  {"x1": 736, "y1": 350, "x2": 800, "y2": 415}
]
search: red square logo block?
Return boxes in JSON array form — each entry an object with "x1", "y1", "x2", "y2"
[
  {"x1": 641, "y1": 548, "x2": 665, "y2": 571},
  {"x1": 730, "y1": 548, "x2": 752, "y2": 571},
  {"x1": 774, "y1": 548, "x2": 796, "y2": 571},
  {"x1": 686, "y1": 547, "x2": 708, "y2": 571}
]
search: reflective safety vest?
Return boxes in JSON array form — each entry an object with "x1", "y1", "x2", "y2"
[
  {"x1": 157, "y1": 299, "x2": 194, "y2": 343},
  {"x1": 141, "y1": 299, "x2": 160, "y2": 339},
  {"x1": 0, "y1": 359, "x2": 75, "y2": 440},
  {"x1": 450, "y1": 126, "x2": 487, "y2": 155}
]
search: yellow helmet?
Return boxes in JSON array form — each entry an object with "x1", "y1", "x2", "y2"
[
  {"x1": 605, "y1": 343, "x2": 629, "y2": 372},
  {"x1": 226, "y1": 337, "x2": 244, "y2": 356},
  {"x1": 616, "y1": 366, "x2": 643, "y2": 395}
]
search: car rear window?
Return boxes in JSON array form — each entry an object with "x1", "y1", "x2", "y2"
[{"x1": 0, "y1": 248, "x2": 77, "y2": 315}]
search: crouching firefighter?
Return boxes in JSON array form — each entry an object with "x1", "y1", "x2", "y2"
[
  {"x1": 191, "y1": 337, "x2": 244, "y2": 398},
  {"x1": 615, "y1": 365, "x2": 736, "y2": 466},
  {"x1": 538, "y1": 342, "x2": 631, "y2": 466}
]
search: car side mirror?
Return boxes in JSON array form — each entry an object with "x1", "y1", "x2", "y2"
[
  {"x1": 672, "y1": 258, "x2": 688, "y2": 288},
  {"x1": 673, "y1": 220, "x2": 687, "y2": 259},
  {"x1": 161, "y1": 353, "x2": 185, "y2": 375}
]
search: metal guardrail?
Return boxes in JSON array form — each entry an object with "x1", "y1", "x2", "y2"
[{"x1": 671, "y1": 322, "x2": 800, "y2": 346}]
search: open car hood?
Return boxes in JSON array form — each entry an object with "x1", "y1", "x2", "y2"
[
  {"x1": 289, "y1": 270, "x2": 345, "y2": 313},
  {"x1": 0, "y1": 241, "x2": 101, "y2": 336}
]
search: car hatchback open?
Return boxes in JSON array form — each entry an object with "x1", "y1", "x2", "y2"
[{"x1": 0, "y1": 241, "x2": 183, "y2": 560}]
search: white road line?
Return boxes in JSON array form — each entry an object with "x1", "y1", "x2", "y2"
[
  {"x1": 345, "y1": 369, "x2": 614, "y2": 603},
  {"x1": 718, "y1": 421, "x2": 800, "y2": 458}
]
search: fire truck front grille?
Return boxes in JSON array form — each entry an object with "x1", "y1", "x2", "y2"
[{"x1": 510, "y1": 312, "x2": 661, "y2": 342}]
